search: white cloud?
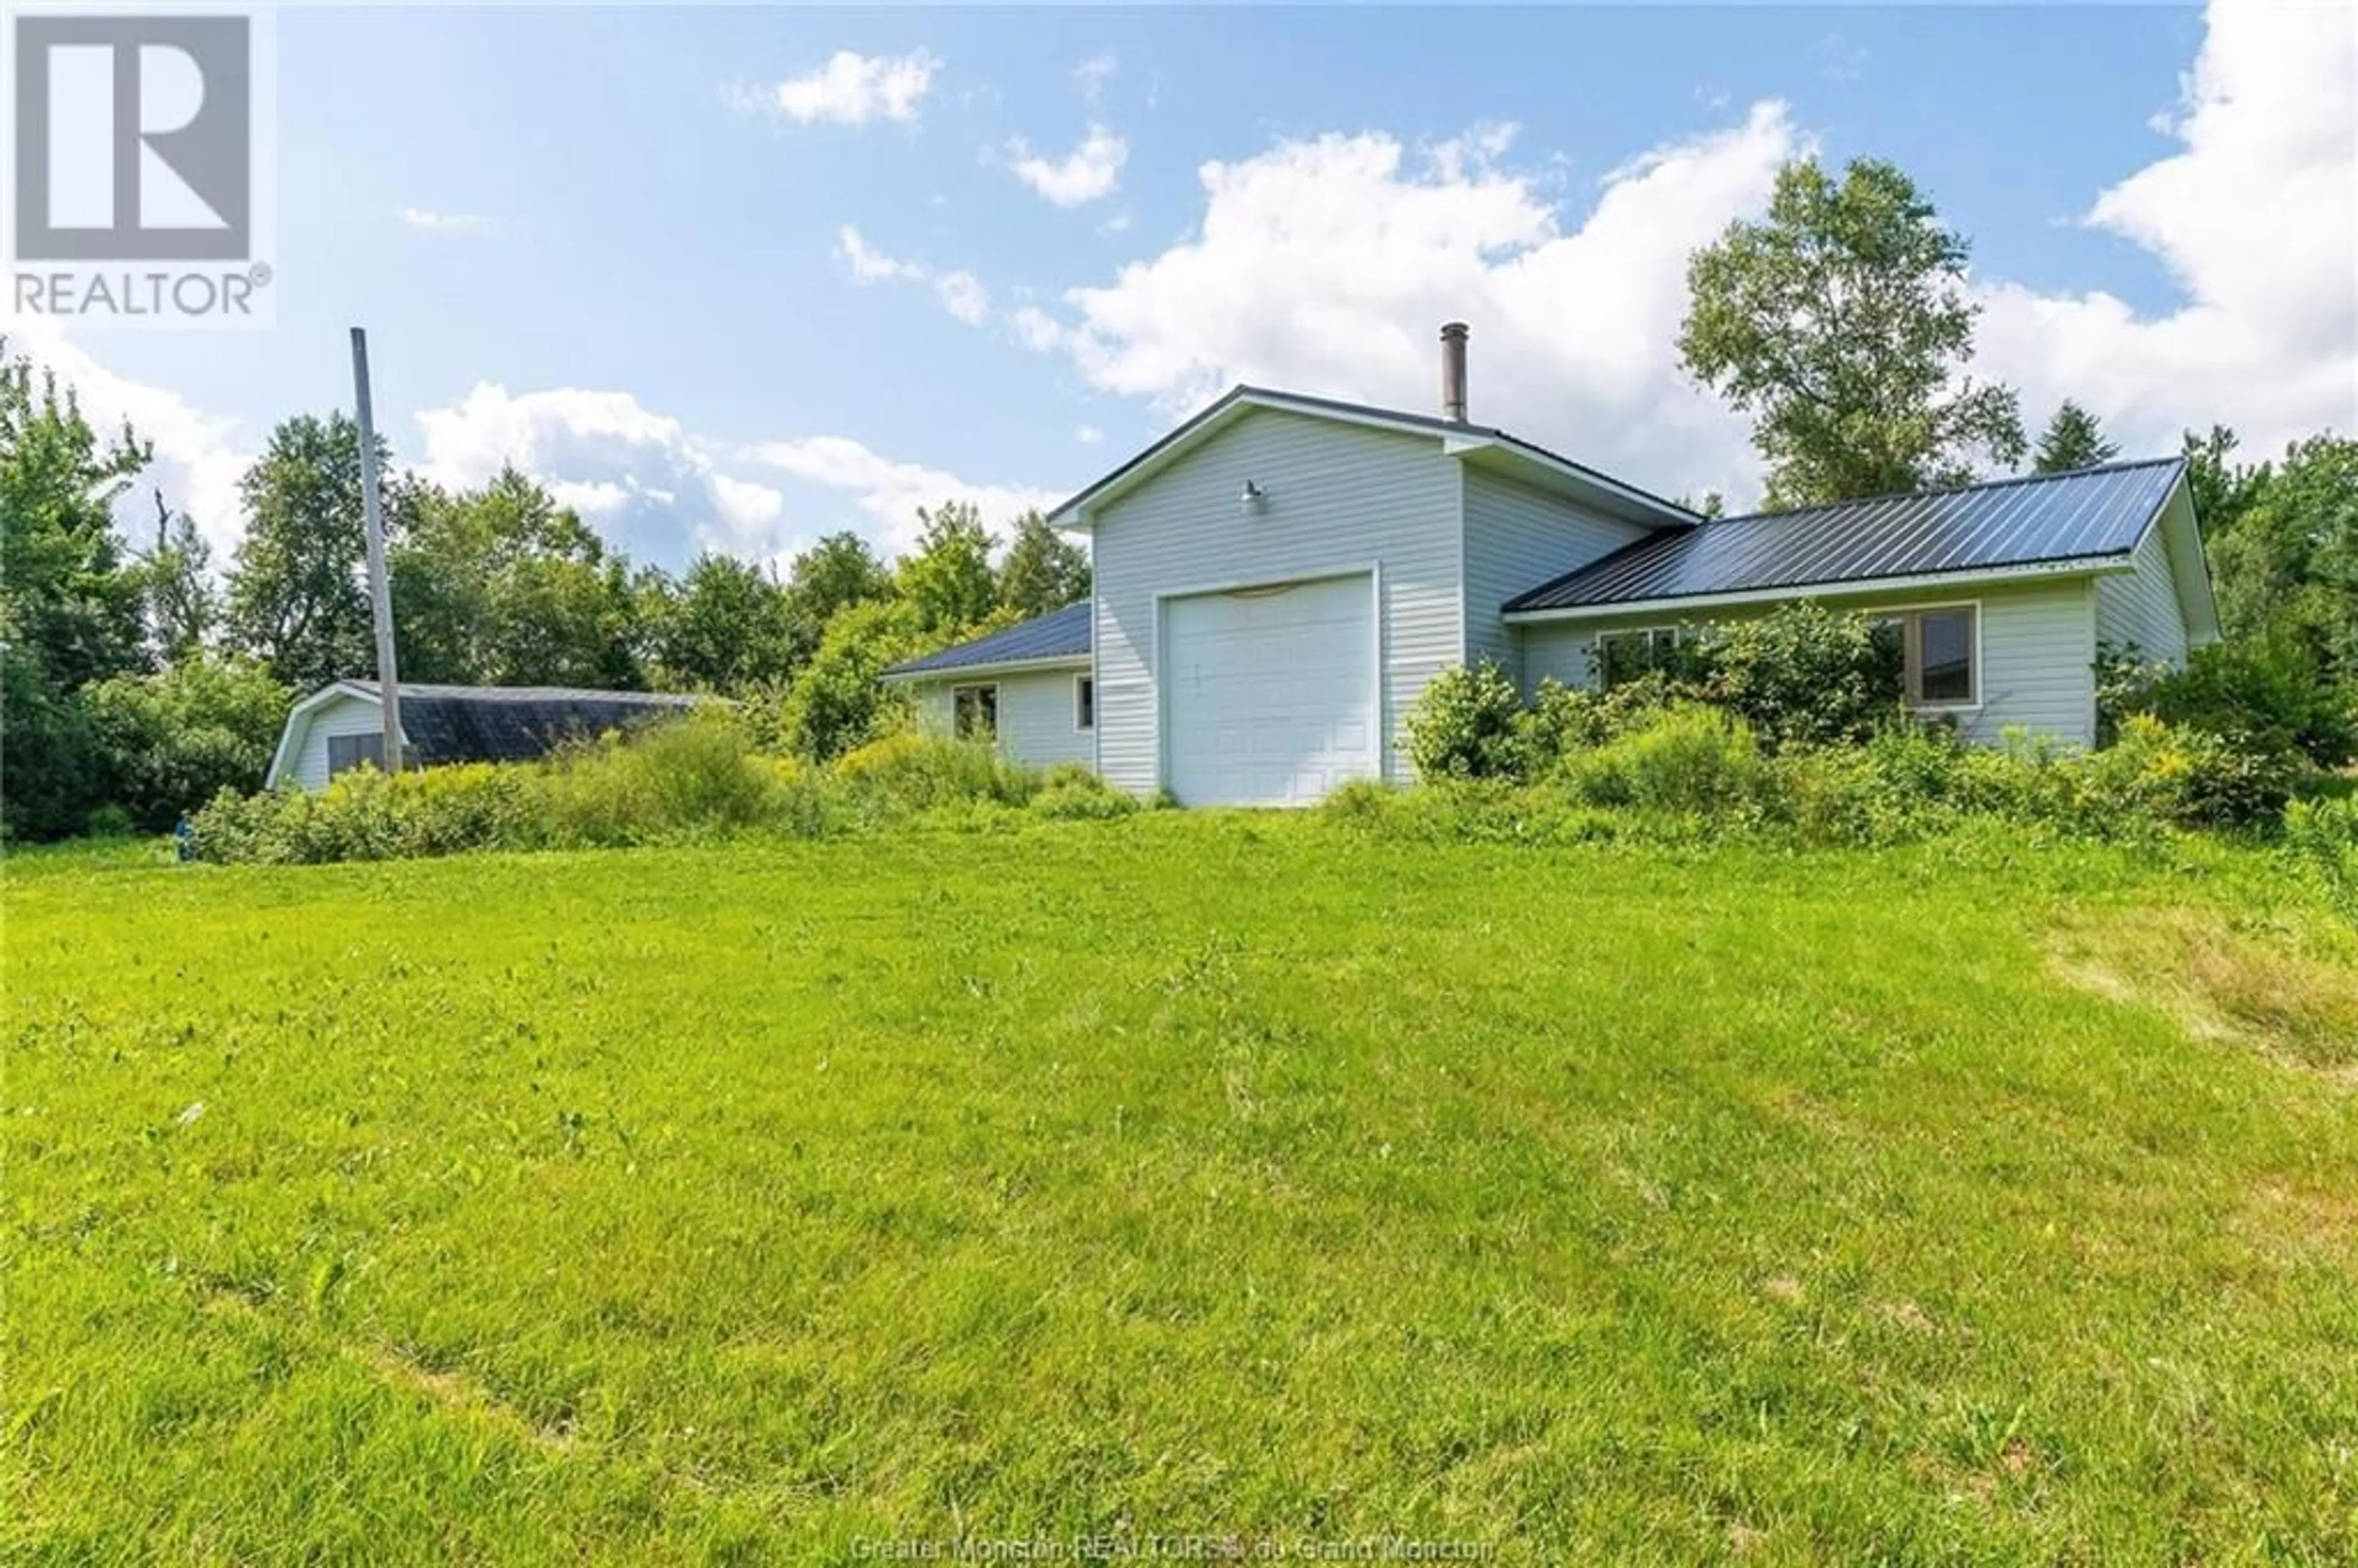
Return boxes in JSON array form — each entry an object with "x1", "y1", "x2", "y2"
[
  {"x1": 414, "y1": 382, "x2": 788, "y2": 561},
  {"x1": 1973, "y1": 0, "x2": 2357, "y2": 460},
  {"x1": 1017, "y1": 103, "x2": 1797, "y2": 502},
  {"x1": 745, "y1": 435, "x2": 1062, "y2": 554},
  {"x1": 1017, "y1": 0, "x2": 2356, "y2": 506},
  {"x1": 400, "y1": 207, "x2": 500, "y2": 235},
  {"x1": 1074, "y1": 53, "x2": 1118, "y2": 104},
  {"x1": 1007, "y1": 125, "x2": 1128, "y2": 206},
  {"x1": 835, "y1": 224, "x2": 991, "y2": 325},
  {"x1": 6, "y1": 320, "x2": 252, "y2": 561},
  {"x1": 1075, "y1": 424, "x2": 1103, "y2": 444},
  {"x1": 730, "y1": 49, "x2": 940, "y2": 126}
]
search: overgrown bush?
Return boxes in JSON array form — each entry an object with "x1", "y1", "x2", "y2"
[
  {"x1": 539, "y1": 710, "x2": 786, "y2": 845},
  {"x1": 79, "y1": 656, "x2": 296, "y2": 831},
  {"x1": 1514, "y1": 674, "x2": 1689, "y2": 777},
  {"x1": 1030, "y1": 761, "x2": 1142, "y2": 820},
  {"x1": 1403, "y1": 660, "x2": 1525, "y2": 780},
  {"x1": 1561, "y1": 704, "x2": 1770, "y2": 817},
  {"x1": 2101, "y1": 637, "x2": 2352, "y2": 770},
  {"x1": 835, "y1": 731, "x2": 1038, "y2": 815},
  {"x1": 1697, "y1": 602, "x2": 1904, "y2": 750}
]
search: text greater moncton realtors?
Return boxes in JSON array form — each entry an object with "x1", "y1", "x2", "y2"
[{"x1": 11, "y1": 266, "x2": 270, "y2": 318}]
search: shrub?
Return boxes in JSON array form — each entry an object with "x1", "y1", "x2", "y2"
[
  {"x1": 1695, "y1": 602, "x2": 1904, "y2": 750},
  {"x1": 540, "y1": 711, "x2": 785, "y2": 846},
  {"x1": 1030, "y1": 763, "x2": 1140, "y2": 820},
  {"x1": 2113, "y1": 637, "x2": 2354, "y2": 770},
  {"x1": 1561, "y1": 704, "x2": 1769, "y2": 817},
  {"x1": 1512, "y1": 674, "x2": 1693, "y2": 777},
  {"x1": 834, "y1": 731, "x2": 1038, "y2": 815},
  {"x1": 2284, "y1": 794, "x2": 2358, "y2": 918},
  {"x1": 1404, "y1": 661, "x2": 1525, "y2": 781},
  {"x1": 81, "y1": 655, "x2": 294, "y2": 831}
]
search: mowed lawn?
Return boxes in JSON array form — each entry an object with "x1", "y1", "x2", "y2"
[{"x1": 7, "y1": 817, "x2": 2357, "y2": 1564}]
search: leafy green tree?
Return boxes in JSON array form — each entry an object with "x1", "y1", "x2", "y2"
[
  {"x1": 2208, "y1": 433, "x2": 2358, "y2": 677},
  {"x1": 2031, "y1": 401, "x2": 2121, "y2": 474},
  {"x1": 84, "y1": 654, "x2": 292, "y2": 828},
  {"x1": 639, "y1": 551, "x2": 795, "y2": 693},
  {"x1": 133, "y1": 493, "x2": 217, "y2": 664},
  {"x1": 0, "y1": 343, "x2": 149, "y2": 691},
  {"x1": 776, "y1": 599, "x2": 928, "y2": 761},
  {"x1": 0, "y1": 339, "x2": 150, "y2": 837},
  {"x1": 995, "y1": 510, "x2": 1091, "y2": 619},
  {"x1": 226, "y1": 413, "x2": 416, "y2": 691},
  {"x1": 392, "y1": 467, "x2": 641, "y2": 687},
  {"x1": 2182, "y1": 425, "x2": 2271, "y2": 540},
  {"x1": 1679, "y1": 157, "x2": 2025, "y2": 506},
  {"x1": 896, "y1": 502, "x2": 998, "y2": 633}
]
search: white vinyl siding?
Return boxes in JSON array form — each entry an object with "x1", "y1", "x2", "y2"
[
  {"x1": 1090, "y1": 407, "x2": 1462, "y2": 794},
  {"x1": 1514, "y1": 575, "x2": 2103, "y2": 746},
  {"x1": 1460, "y1": 468, "x2": 1653, "y2": 685},
  {"x1": 908, "y1": 667, "x2": 1093, "y2": 770},
  {"x1": 286, "y1": 693, "x2": 401, "y2": 792},
  {"x1": 2094, "y1": 523, "x2": 2191, "y2": 668}
]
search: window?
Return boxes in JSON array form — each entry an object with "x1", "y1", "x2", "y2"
[
  {"x1": 1872, "y1": 605, "x2": 1979, "y2": 708},
  {"x1": 1595, "y1": 625, "x2": 1700, "y2": 688},
  {"x1": 326, "y1": 732, "x2": 386, "y2": 778},
  {"x1": 952, "y1": 683, "x2": 998, "y2": 740},
  {"x1": 1074, "y1": 675, "x2": 1095, "y2": 732}
]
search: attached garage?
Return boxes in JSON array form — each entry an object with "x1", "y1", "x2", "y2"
[{"x1": 1160, "y1": 573, "x2": 1379, "y2": 806}]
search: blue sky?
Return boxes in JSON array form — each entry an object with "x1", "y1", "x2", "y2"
[{"x1": 26, "y1": 2, "x2": 2356, "y2": 573}]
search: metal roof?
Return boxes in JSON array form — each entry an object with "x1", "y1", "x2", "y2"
[
  {"x1": 881, "y1": 600, "x2": 1092, "y2": 678},
  {"x1": 1503, "y1": 458, "x2": 2187, "y2": 616},
  {"x1": 342, "y1": 681, "x2": 702, "y2": 766}
]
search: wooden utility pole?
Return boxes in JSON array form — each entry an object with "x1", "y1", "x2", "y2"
[{"x1": 349, "y1": 327, "x2": 403, "y2": 774}]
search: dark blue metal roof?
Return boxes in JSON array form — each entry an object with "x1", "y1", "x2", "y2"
[
  {"x1": 882, "y1": 600, "x2": 1092, "y2": 678},
  {"x1": 1504, "y1": 458, "x2": 2186, "y2": 615},
  {"x1": 343, "y1": 683, "x2": 703, "y2": 766}
]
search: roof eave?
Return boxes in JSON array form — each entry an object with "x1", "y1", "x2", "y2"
[
  {"x1": 1501, "y1": 553, "x2": 2137, "y2": 624},
  {"x1": 881, "y1": 652, "x2": 1092, "y2": 684}
]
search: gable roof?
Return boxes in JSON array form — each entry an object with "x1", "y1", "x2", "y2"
[
  {"x1": 1504, "y1": 457, "x2": 2189, "y2": 618},
  {"x1": 880, "y1": 601, "x2": 1092, "y2": 681},
  {"x1": 268, "y1": 681, "x2": 704, "y2": 785},
  {"x1": 1046, "y1": 385, "x2": 1700, "y2": 532}
]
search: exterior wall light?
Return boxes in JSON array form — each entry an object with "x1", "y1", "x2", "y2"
[{"x1": 1239, "y1": 479, "x2": 1267, "y2": 515}]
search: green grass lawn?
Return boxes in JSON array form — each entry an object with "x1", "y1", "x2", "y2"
[{"x1": 8, "y1": 817, "x2": 2356, "y2": 1563}]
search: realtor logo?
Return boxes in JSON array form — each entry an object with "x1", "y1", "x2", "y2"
[{"x1": 7, "y1": 9, "x2": 274, "y2": 322}]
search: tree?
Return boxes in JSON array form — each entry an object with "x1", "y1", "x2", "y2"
[
  {"x1": 781, "y1": 530, "x2": 894, "y2": 667},
  {"x1": 0, "y1": 342, "x2": 149, "y2": 692},
  {"x1": 2182, "y1": 424, "x2": 2271, "y2": 540},
  {"x1": 775, "y1": 598, "x2": 928, "y2": 761},
  {"x1": 2208, "y1": 433, "x2": 2358, "y2": 676},
  {"x1": 1679, "y1": 157, "x2": 2025, "y2": 508},
  {"x1": 0, "y1": 338, "x2": 150, "y2": 838},
  {"x1": 134, "y1": 492, "x2": 217, "y2": 663},
  {"x1": 995, "y1": 510, "x2": 1091, "y2": 619},
  {"x1": 639, "y1": 551, "x2": 795, "y2": 692},
  {"x1": 392, "y1": 467, "x2": 641, "y2": 688},
  {"x1": 225, "y1": 413, "x2": 415, "y2": 691},
  {"x1": 2031, "y1": 401, "x2": 2120, "y2": 475},
  {"x1": 895, "y1": 502, "x2": 998, "y2": 633}
]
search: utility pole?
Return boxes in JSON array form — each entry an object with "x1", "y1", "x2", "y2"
[{"x1": 349, "y1": 327, "x2": 403, "y2": 775}]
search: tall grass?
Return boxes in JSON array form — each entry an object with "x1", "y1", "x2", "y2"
[{"x1": 187, "y1": 714, "x2": 1135, "y2": 864}]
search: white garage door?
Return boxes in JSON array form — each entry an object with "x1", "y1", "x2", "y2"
[{"x1": 1163, "y1": 573, "x2": 1379, "y2": 806}]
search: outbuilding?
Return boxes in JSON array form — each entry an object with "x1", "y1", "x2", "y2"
[{"x1": 264, "y1": 681, "x2": 703, "y2": 791}]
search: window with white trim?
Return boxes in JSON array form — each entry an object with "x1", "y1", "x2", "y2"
[
  {"x1": 952, "y1": 683, "x2": 998, "y2": 740},
  {"x1": 1870, "y1": 606, "x2": 1979, "y2": 707},
  {"x1": 327, "y1": 732, "x2": 385, "y2": 778},
  {"x1": 1074, "y1": 675, "x2": 1094, "y2": 732},
  {"x1": 1594, "y1": 625, "x2": 1700, "y2": 688}
]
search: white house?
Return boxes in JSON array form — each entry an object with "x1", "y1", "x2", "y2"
[
  {"x1": 884, "y1": 325, "x2": 2219, "y2": 807},
  {"x1": 266, "y1": 681, "x2": 702, "y2": 791}
]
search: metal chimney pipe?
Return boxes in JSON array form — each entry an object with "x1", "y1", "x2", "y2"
[{"x1": 1439, "y1": 321, "x2": 1469, "y2": 423}]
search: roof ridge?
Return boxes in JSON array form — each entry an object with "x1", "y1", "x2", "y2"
[{"x1": 1708, "y1": 455, "x2": 2185, "y2": 528}]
